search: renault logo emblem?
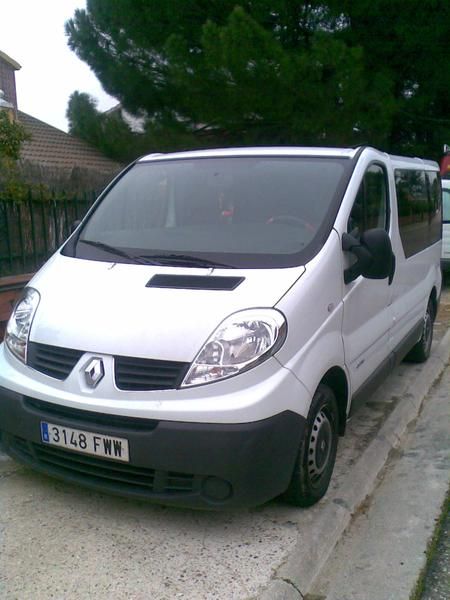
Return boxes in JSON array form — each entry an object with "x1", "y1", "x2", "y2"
[{"x1": 84, "y1": 358, "x2": 105, "y2": 388}]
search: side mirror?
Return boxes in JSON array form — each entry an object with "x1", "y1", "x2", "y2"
[{"x1": 342, "y1": 228, "x2": 395, "y2": 285}]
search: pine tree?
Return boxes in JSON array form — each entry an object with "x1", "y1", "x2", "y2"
[{"x1": 65, "y1": 0, "x2": 450, "y2": 157}]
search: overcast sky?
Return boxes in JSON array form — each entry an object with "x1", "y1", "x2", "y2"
[{"x1": 0, "y1": 0, "x2": 116, "y2": 132}]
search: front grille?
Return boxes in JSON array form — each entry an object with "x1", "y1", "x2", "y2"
[
  {"x1": 27, "y1": 342, "x2": 83, "y2": 380},
  {"x1": 26, "y1": 342, "x2": 190, "y2": 391},
  {"x1": 114, "y1": 355, "x2": 189, "y2": 391},
  {"x1": 7, "y1": 435, "x2": 200, "y2": 496},
  {"x1": 24, "y1": 397, "x2": 158, "y2": 432}
]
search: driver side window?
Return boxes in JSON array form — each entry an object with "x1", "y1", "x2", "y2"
[{"x1": 347, "y1": 164, "x2": 388, "y2": 238}]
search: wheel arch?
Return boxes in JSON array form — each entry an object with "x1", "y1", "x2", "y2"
[{"x1": 320, "y1": 367, "x2": 349, "y2": 435}]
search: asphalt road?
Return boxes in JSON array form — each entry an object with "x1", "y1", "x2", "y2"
[{"x1": 0, "y1": 282, "x2": 449, "y2": 600}]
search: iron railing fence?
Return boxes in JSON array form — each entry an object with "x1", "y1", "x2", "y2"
[{"x1": 0, "y1": 190, "x2": 96, "y2": 277}]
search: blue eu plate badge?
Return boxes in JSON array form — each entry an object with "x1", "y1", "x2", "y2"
[{"x1": 41, "y1": 422, "x2": 49, "y2": 442}]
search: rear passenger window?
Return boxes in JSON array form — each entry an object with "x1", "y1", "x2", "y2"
[
  {"x1": 426, "y1": 172, "x2": 442, "y2": 244},
  {"x1": 443, "y1": 188, "x2": 450, "y2": 222},
  {"x1": 347, "y1": 164, "x2": 388, "y2": 237},
  {"x1": 395, "y1": 169, "x2": 442, "y2": 257}
]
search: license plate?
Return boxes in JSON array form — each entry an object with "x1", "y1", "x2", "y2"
[{"x1": 40, "y1": 422, "x2": 129, "y2": 462}]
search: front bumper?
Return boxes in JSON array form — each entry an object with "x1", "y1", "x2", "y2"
[{"x1": 0, "y1": 386, "x2": 305, "y2": 509}]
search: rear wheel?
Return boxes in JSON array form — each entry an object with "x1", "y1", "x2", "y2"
[
  {"x1": 285, "y1": 384, "x2": 339, "y2": 507},
  {"x1": 405, "y1": 300, "x2": 434, "y2": 363}
]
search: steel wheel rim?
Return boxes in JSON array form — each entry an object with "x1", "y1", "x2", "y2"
[
  {"x1": 307, "y1": 409, "x2": 333, "y2": 483},
  {"x1": 423, "y1": 310, "x2": 432, "y2": 353}
]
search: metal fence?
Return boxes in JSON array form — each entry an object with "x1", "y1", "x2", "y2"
[{"x1": 0, "y1": 191, "x2": 96, "y2": 277}]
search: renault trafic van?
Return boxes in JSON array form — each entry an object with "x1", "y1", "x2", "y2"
[{"x1": 0, "y1": 147, "x2": 442, "y2": 509}]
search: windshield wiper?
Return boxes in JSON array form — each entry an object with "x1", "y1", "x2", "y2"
[
  {"x1": 78, "y1": 240, "x2": 164, "y2": 266},
  {"x1": 138, "y1": 253, "x2": 235, "y2": 269}
]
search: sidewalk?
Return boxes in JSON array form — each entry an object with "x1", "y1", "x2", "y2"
[
  {"x1": 420, "y1": 491, "x2": 450, "y2": 600},
  {"x1": 308, "y1": 364, "x2": 450, "y2": 600}
]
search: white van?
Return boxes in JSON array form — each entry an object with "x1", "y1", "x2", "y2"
[
  {"x1": 0, "y1": 147, "x2": 442, "y2": 509},
  {"x1": 442, "y1": 179, "x2": 450, "y2": 269}
]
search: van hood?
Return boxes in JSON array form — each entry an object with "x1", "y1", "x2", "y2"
[{"x1": 29, "y1": 254, "x2": 304, "y2": 362}]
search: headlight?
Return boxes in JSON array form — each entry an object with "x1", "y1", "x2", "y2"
[
  {"x1": 5, "y1": 287, "x2": 40, "y2": 363},
  {"x1": 182, "y1": 308, "x2": 287, "y2": 387}
]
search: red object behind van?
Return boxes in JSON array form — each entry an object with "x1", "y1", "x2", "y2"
[{"x1": 441, "y1": 146, "x2": 450, "y2": 179}]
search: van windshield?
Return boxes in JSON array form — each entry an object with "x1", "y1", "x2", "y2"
[{"x1": 74, "y1": 156, "x2": 349, "y2": 268}]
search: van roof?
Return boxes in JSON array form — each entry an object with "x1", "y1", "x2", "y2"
[
  {"x1": 138, "y1": 147, "x2": 359, "y2": 162},
  {"x1": 388, "y1": 154, "x2": 439, "y2": 170},
  {"x1": 138, "y1": 146, "x2": 439, "y2": 170}
]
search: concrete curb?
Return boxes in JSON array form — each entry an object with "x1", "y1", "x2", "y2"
[{"x1": 262, "y1": 327, "x2": 450, "y2": 599}]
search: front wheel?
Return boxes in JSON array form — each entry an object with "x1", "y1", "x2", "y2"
[
  {"x1": 285, "y1": 384, "x2": 339, "y2": 507},
  {"x1": 405, "y1": 300, "x2": 434, "y2": 363}
]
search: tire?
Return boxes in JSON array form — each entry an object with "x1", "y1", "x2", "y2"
[
  {"x1": 285, "y1": 384, "x2": 339, "y2": 507},
  {"x1": 405, "y1": 300, "x2": 434, "y2": 363}
]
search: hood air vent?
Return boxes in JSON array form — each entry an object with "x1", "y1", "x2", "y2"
[{"x1": 146, "y1": 274, "x2": 244, "y2": 291}]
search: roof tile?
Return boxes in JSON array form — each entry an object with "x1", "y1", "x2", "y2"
[{"x1": 18, "y1": 111, "x2": 122, "y2": 173}]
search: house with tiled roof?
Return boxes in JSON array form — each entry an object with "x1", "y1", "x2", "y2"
[
  {"x1": 18, "y1": 111, "x2": 122, "y2": 174},
  {"x1": 0, "y1": 50, "x2": 20, "y2": 113},
  {"x1": 0, "y1": 50, "x2": 121, "y2": 191}
]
